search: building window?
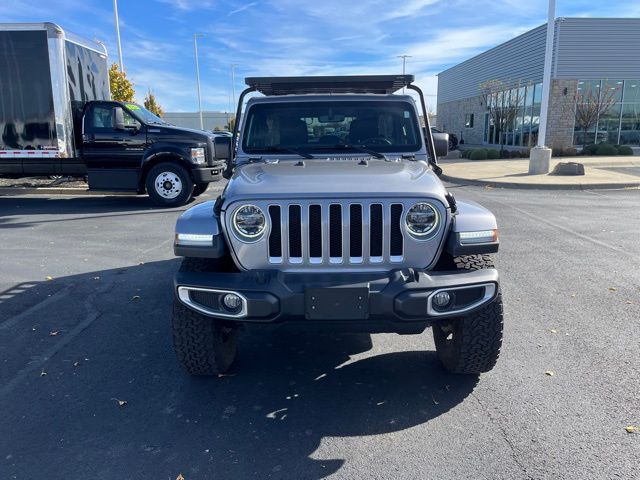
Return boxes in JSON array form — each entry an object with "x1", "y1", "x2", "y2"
[
  {"x1": 573, "y1": 79, "x2": 639, "y2": 146},
  {"x1": 465, "y1": 113, "x2": 474, "y2": 128},
  {"x1": 483, "y1": 82, "x2": 541, "y2": 147}
]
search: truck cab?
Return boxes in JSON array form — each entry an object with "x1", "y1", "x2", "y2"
[
  {"x1": 77, "y1": 100, "x2": 225, "y2": 205},
  {"x1": 0, "y1": 23, "x2": 225, "y2": 207},
  {"x1": 171, "y1": 75, "x2": 504, "y2": 377}
]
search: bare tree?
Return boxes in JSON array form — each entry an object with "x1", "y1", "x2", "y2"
[
  {"x1": 480, "y1": 80, "x2": 526, "y2": 153},
  {"x1": 573, "y1": 83, "x2": 620, "y2": 149}
]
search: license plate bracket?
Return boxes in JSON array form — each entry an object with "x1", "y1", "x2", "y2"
[{"x1": 305, "y1": 287, "x2": 369, "y2": 320}]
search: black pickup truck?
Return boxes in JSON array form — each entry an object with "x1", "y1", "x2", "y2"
[{"x1": 0, "y1": 23, "x2": 227, "y2": 207}]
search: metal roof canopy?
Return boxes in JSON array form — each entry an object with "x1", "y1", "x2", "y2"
[{"x1": 245, "y1": 75, "x2": 415, "y2": 96}]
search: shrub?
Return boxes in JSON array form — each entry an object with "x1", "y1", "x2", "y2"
[
  {"x1": 595, "y1": 144, "x2": 618, "y2": 156},
  {"x1": 616, "y1": 145, "x2": 634, "y2": 156},
  {"x1": 563, "y1": 147, "x2": 578, "y2": 157},
  {"x1": 521, "y1": 149, "x2": 530, "y2": 158},
  {"x1": 508, "y1": 150, "x2": 521, "y2": 158},
  {"x1": 486, "y1": 149, "x2": 500, "y2": 159},
  {"x1": 462, "y1": 149, "x2": 471, "y2": 159},
  {"x1": 583, "y1": 144, "x2": 599, "y2": 155},
  {"x1": 499, "y1": 149, "x2": 511, "y2": 159},
  {"x1": 469, "y1": 148, "x2": 488, "y2": 160}
]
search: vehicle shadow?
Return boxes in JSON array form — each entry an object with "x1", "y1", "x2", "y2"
[{"x1": 0, "y1": 260, "x2": 478, "y2": 480}]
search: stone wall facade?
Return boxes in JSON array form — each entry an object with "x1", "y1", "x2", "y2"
[
  {"x1": 437, "y1": 79, "x2": 578, "y2": 149},
  {"x1": 436, "y1": 96, "x2": 485, "y2": 145},
  {"x1": 545, "y1": 79, "x2": 578, "y2": 149}
]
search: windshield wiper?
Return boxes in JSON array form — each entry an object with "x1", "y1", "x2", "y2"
[
  {"x1": 322, "y1": 144, "x2": 387, "y2": 160},
  {"x1": 263, "y1": 145, "x2": 315, "y2": 159}
]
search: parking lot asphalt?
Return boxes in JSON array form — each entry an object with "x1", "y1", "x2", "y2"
[{"x1": 1, "y1": 184, "x2": 639, "y2": 480}]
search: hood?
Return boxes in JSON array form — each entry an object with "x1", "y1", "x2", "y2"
[
  {"x1": 224, "y1": 159, "x2": 448, "y2": 202},
  {"x1": 147, "y1": 123, "x2": 214, "y2": 139}
]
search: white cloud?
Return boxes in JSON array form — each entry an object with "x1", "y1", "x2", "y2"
[{"x1": 228, "y1": 2, "x2": 258, "y2": 16}]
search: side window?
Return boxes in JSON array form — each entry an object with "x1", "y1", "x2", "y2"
[
  {"x1": 90, "y1": 105, "x2": 115, "y2": 130},
  {"x1": 123, "y1": 110, "x2": 140, "y2": 128}
]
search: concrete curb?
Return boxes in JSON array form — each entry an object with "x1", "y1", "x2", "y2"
[
  {"x1": 0, "y1": 187, "x2": 134, "y2": 196},
  {"x1": 440, "y1": 173, "x2": 640, "y2": 190}
]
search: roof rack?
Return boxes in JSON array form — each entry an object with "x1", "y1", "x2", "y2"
[{"x1": 244, "y1": 75, "x2": 415, "y2": 96}]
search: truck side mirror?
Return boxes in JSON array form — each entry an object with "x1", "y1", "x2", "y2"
[
  {"x1": 214, "y1": 136, "x2": 232, "y2": 161},
  {"x1": 431, "y1": 132, "x2": 449, "y2": 158},
  {"x1": 113, "y1": 107, "x2": 125, "y2": 131}
]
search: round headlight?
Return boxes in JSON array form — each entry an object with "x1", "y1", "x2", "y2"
[
  {"x1": 232, "y1": 204, "x2": 266, "y2": 239},
  {"x1": 405, "y1": 202, "x2": 439, "y2": 236}
]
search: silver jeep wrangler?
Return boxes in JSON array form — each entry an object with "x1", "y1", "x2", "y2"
[{"x1": 172, "y1": 75, "x2": 503, "y2": 376}]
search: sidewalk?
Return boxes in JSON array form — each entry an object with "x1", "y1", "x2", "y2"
[{"x1": 440, "y1": 155, "x2": 640, "y2": 190}]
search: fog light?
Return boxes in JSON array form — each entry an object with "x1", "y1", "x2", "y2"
[
  {"x1": 433, "y1": 291, "x2": 451, "y2": 308},
  {"x1": 222, "y1": 293, "x2": 242, "y2": 310}
]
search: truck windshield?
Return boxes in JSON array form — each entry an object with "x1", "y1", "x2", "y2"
[
  {"x1": 125, "y1": 103, "x2": 166, "y2": 125},
  {"x1": 242, "y1": 100, "x2": 421, "y2": 155}
]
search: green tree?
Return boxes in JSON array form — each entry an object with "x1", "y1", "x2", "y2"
[
  {"x1": 109, "y1": 63, "x2": 135, "y2": 102},
  {"x1": 143, "y1": 90, "x2": 164, "y2": 117}
]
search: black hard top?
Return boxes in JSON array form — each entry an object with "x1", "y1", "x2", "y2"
[{"x1": 244, "y1": 75, "x2": 415, "y2": 96}]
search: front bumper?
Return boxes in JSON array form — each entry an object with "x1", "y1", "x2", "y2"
[
  {"x1": 191, "y1": 161, "x2": 226, "y2": 183},
  {"x1": 175, "y1": 268, "x2": 499, "y2": 333}
]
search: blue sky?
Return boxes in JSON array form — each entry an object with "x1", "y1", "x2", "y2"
[{"x1": 2, "y1": 0, "x2": 640, "y2": 112}]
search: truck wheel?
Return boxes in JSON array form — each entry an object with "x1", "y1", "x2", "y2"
[
  {"x1": 432, "y1": 253, "x2": 503, "y2": 374},
  {"x1": 433, "y1": 293, "x2": 503, "y2": 374},
  {"x1": 172, "y1": 257, "x2": 239, "y2": 376},
  {"x1": 145, "y1": 162, "x2": 194, "y2": 207},
  {"x1": 192, "y1": 182, "x2": 209, "y2": 197}
]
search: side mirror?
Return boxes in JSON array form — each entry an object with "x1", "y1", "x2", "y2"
[
  {"x1": 113, "y1": 107, "x2": 125, "y2": 131},
  {"x1": 214, "y1": 136, "x2": 232, "y2": 161},
  {"x1": 431, "y1": 132, "x2": 449, "y2": 158}
]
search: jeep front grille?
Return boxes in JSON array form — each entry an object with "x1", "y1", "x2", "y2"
[{"x1": 267, "y1": 201, "x2": 404, "y2": 266}]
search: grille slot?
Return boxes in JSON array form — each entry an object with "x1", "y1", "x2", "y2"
[
  {"x1": 329, "y1": 204, "x2": 342, "y2": 259},
  {"x1": 268, "y1": 205, "x2": 282, "y2": 259},
  {"x1": 390, "y1": 204, "x2": 403, "y2": 258},
  {"x1": 349, "y1": 204, "x2": 363, "y2": 260},
  {"x1": 370, "y1": 204, "x2": 383, "y2": 259},
  {"x1": 289, "y1": 205, "x2": 302, "y2": 260},
  {"x1": 309, "y1": 204, "x2": 322, "y2": 260}
]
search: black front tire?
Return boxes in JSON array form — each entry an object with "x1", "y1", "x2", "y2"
[
  {"x1": 192, "y1": 182, "x2": 209, "y2": 197},
  {"x1": 172, "y1": 257, "x2": 239, "y2": 376},
  {"x1": 433, "y1": 254, "x2": 503, "y2": 374},
  {"x1": 145, "y1": 162, "x2": 194, "y2": 207},
  {"x1": 433, "y1": 293, "x2": 503, "y2": 374}
]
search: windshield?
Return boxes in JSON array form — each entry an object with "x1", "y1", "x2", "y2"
[
  {"x1": 241, "y1": 100, "x2": 422, "y2": 155},
  {"x1": 124, "y1": 103, "x2": 166, "y2": 124}
]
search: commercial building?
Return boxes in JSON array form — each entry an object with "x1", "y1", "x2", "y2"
[
  {"x1": 436, "y1": 18, "x2": 640, "y2": 149},
  {"x1": 162, "y1": 111, "x2": 231, "y2": 131}
]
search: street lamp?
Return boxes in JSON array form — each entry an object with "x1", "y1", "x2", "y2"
[
  {"x1": 112, "y1": 0, "x2": 124, "y2": 71},
  {"x1": 193, "y1": 33, "x2": 205, "y2": 130},
  {"x1": 529, "y1": 0, "x2": 556, "y2": 174},
  {"x1": 231, "y1": 63, "x2": 238, "y2": 112},
  {"x1": 397, "y1": 55, "x2": 412, "y2": 93}
]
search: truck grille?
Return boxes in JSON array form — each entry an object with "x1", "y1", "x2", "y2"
[{"x1": 267, "y1": 201, "x2": 404, "y2": 265}]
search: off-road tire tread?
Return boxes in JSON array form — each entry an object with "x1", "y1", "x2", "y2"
[
  {"x1": 453, "y1": 254, "x2": 494, "y2": 270},
  {"x1": 433, "y1": 253, "x2": 502, "y2": 374},
  {"x1": 436, "y1": 294, "x2": 503, "y2": 374},
  {"x1": 172, "y1": 257, "x2": 238, "y2": 376}
]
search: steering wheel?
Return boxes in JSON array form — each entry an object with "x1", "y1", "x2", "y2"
[{"x1": 361, "y1": 137, "x2": 392, "y2": 145}]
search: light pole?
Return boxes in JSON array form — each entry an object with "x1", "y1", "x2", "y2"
[
  {"x1": 231, "y1": 63, "x2": 238, "y2": 112},
  {"x1": 529, "y1": 0, "x2": 556, "y2": 174},
  {"x1": 397, "y1": 55, "x2": 412, "y2": 93},
  {"x1": 193, "y1": 33, "x2": 205, "y2": 130},
  {"x1": 112, "y1": 0, "x2": 124, "y2": 71}
]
